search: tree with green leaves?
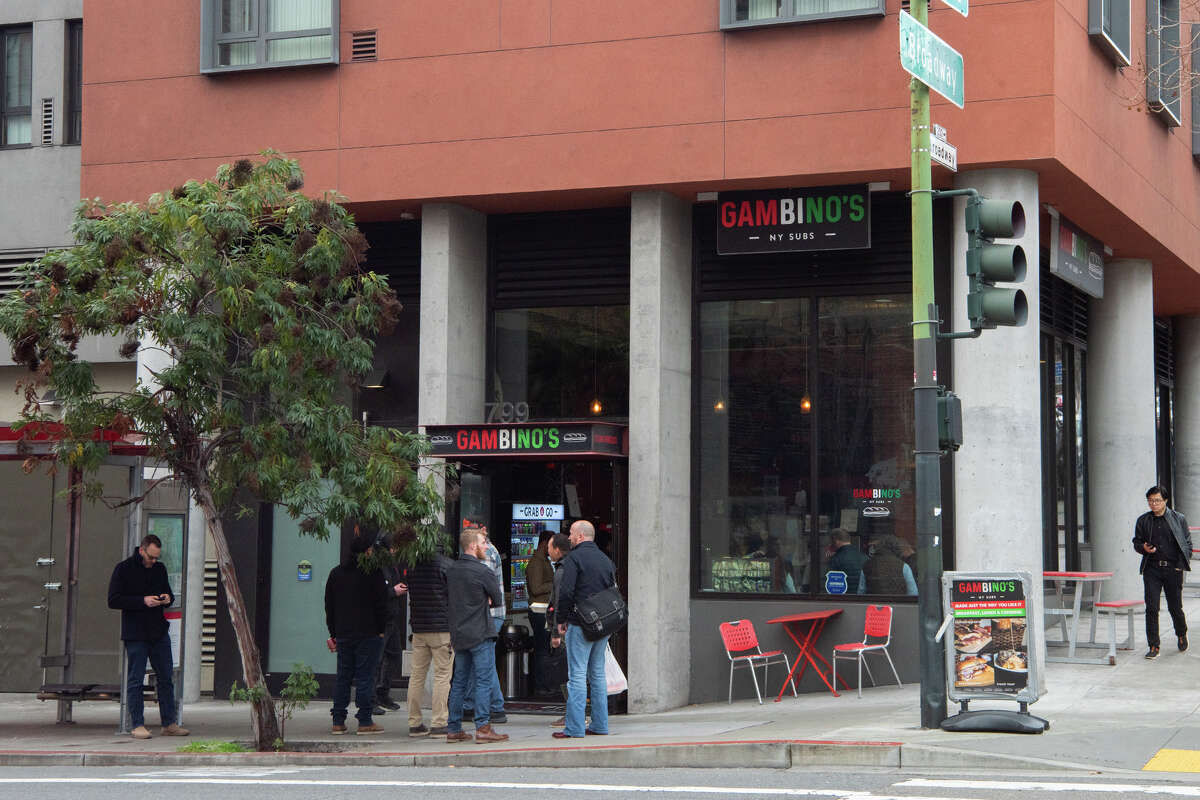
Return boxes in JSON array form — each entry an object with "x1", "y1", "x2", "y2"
[{"x1": 0, "y1": 152, "x2": 449, "y2": 751}]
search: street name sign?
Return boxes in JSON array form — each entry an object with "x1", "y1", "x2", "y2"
[
  {"x1": 939, "y1": 0, "x2": 968, "y2": 18},
  {"x1": 930, "y1": 136, "x2": 958, "y2": 171},
  {"x1": 899, "y1": 11, "x2": 965, "y2": 109}
]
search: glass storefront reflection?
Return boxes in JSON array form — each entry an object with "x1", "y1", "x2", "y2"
[{"x1": 698, "y1": 294, "x2": 914, "y2": 597}]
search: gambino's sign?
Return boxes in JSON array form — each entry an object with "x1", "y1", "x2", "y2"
[
  {"x1": 423, "y1": 422, "x2": 627, "y2": 458},
  {"x1": 716, "y1": 185, "x2": 871, "y2": 255}
]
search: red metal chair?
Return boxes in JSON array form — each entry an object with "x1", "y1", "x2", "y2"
[
  {"x1": 831, "y1": 605, "x2": 902, "y2": 698},
  {"x1": 719, "y1": 619, "x2": 798, "y2": 704}
]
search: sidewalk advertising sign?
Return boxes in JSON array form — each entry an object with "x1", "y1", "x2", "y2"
[{"x1": 942, "y1": 571, "x2": 1041, "y2": 704}]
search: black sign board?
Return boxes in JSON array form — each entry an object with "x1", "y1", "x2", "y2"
[
  {"x1": 716, "y1": 185, "x2": 871, "y2": 255},
  {"x1": 1049, "y1": 211, "x2": 1104, "y2": 299},
  {"x1": 424, "y1": 422, "x2": 626, "y2": 458}
]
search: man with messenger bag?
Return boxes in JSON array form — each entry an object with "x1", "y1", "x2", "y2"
[{"x1": 552, "y1": 519, "x2": 627, "y2": 739}]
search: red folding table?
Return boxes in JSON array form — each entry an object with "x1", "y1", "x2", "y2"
[{"x1": 766, "y1": 608, "x2": 849, "y2": 701}]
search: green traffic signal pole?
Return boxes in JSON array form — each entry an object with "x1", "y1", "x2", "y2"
[{"x1": 909, "y1": 0, "x2": 948, "y2": 729}]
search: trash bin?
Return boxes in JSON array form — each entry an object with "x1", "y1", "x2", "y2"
[{"x1": 500, "y1": 623, "x2": 532, "y2": 699}]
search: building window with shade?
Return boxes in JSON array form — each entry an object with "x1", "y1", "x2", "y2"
[{"x1": 201, "y1": 0, "x2": 339, "y2": 74}]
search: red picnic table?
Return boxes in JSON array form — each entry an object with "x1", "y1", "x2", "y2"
[{"x1": 765, "y1": 609, "x2": 850, "y2": 700}]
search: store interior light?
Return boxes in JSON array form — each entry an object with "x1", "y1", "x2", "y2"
[
  {"x1": 800, "y1": 394, "x2": 813, "y2": 414},
  {"x1": 713, "y1": 398, "x2": 726, "y2": 413},
  {"x1": 360, "y1": 368, "x2": 389, "y2": 390},
  {"x1": 591, "y1": 399, "x2": 603, "y2": 415}
]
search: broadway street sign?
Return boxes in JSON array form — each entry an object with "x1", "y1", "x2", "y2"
[{"x1": 900, "y1": 11, "x2": 965, "y2": 109}]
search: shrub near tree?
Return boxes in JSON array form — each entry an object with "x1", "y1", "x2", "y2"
[{"x1": 0, "y1": 153, "x2": 449, "y2": 751}]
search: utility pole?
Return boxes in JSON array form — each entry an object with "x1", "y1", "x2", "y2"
[{"x1": 909, "y1": 0, "x2": 948, "y2": 729}]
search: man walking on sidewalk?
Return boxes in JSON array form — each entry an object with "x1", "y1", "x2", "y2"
[
  {"x1": 325, "y1": 533, "x2": 392, "y2": 735},
  {"x1": 107, "y1": 534, "x2": 189, "y2": 740},
  {"x1": 446, "y1": 527, "x2": 508, "y2": 743},
  {"x1": 1133, "y1": 485, "x2": 1192, "y2": 659},
  {"x1": 405, "y1": 550, "x2": 453, "y2": 738},
  {"x1": 553, "y1": 519, "x2": 617, "y2": 740}
]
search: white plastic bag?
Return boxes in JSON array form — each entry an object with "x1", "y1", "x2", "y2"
[{"x1": 605, "y1": 643, "x2": 628, "y2": 695}]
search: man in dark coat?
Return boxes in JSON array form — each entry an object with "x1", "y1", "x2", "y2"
[
  {"x1": 445, "y1": 527, "x2": 508, "y2": 743},
  {"x1": 1133, "y1": 485, "x2": 1193, "y2": 658},
  {"x1": 374, "y1": 534, "x2": 408, "y2": 714},
  {"x1": 107, "y1": 533, "x2": 188, "y2": 739},
  {"x1": 324, "y1": 533, "x2": 392, "y2": 735},
  {"x1": 553, "y1": 519, "x2": 617, "y2": 740}
]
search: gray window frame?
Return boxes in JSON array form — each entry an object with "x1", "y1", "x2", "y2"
[
  {"x1": 1146, "y1": 0, "x2": 1181, "y2": 127},
  {"x1": 200, "y1": 0, "x2": 340, "y2": 75},
  {"x1": 719, "y1": 0, "x2": 884, "y2": 30},
  {"x1": 1087, "y1": 0, "x2": 1131, "y2": 66},
  {"x1": 1, "y1": 25, "x2": 33, "y2": 149}
]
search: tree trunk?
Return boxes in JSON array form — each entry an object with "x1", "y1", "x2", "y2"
[{"x1": 195, "y1": 484, "x2": 281, "y2": 750}]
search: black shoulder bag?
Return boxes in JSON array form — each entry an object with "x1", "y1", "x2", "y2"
[{"x1": 575, "y1": 584, "x2": 628, "y2": 641}]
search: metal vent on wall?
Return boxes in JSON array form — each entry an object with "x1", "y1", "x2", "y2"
[
  {"x1": 40, "y1": 98, "x2": 53, "y2": 146},
  {"x1": 350, "y1": 30, "x2": 377, "y2": 61},
  {"x1": 0, "y1": 249, "x2": 46, "y2": 298},
  {"x1": 1155, "y1": 316, "x2": 1175, "y2": 387}
]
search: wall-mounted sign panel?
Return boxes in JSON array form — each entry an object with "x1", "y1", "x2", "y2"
[
  {"x1": 716, "y1": 186, "x2": 871, "y2": 255},
  {"x1": 424, "y1": 422, "x2": 627, "y2": 458},
  {"x1": 1049, "y1": 209, "x2": 1105, "y2": 298}
]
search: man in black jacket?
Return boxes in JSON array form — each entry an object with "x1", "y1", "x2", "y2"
[
  {"x1": 324, "y1": 534, "x2": 392, "y2": 735},
  {"x1": 404, "y1": 551, "x2": 453, "y2": 737},
  {"x1": 445, "y1": 527, "x2": 508, "y2": 744},
  {"x1": 1133, "y1": 485, "x2": 1193, "y2": 658},
  {"x1": 108, "y1": 534, "x2": 188, "y2": 740},
  {"x1": 553, "y1": 519, "x2": 617, "y2": 740},
  {"x1": 374, "y1": 534, "x2": 408, "y2": 714}
]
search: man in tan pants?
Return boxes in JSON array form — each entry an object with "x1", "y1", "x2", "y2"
[{"x1": 405, "y1": 552, "x2": 454, "y2": 737}]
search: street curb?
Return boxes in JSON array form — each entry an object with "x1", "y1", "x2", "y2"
[{"x1": 0, "y1": 739, "x2": 1097, "y2": 771}]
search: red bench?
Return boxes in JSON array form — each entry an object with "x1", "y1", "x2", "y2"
[{"x1": 1094, "y1": 599, "x2": 1144, "y2": 663}]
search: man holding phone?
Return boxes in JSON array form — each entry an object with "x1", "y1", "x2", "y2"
[{"x1": 107, "y1": 534, "x2": 188, "y2": 739}]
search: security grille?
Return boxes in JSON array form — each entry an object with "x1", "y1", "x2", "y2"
[
  {"x1": 1039, "y1": 262, "x2": 1089, "y2": 347},
  {"x1": 1155, "y1": 316, "x2": 1175, "y2": 387}
]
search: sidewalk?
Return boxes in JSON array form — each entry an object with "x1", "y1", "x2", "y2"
[{"x1": 5, "y1": 597, "x2": 1200, "y2": 774}]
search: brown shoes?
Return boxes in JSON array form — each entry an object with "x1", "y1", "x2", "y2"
[
  {"x1": 445, "y1": 730, "x2": 472, "y2": 742},
  {"x1": 474, "y1": 724, "x2": 509, "y2": 743},
  {"x1": 130, "y1": 726, "x2": 152, "y2": 739},
  {"x1": 356, "y1": 723, "x2": 385, "y2": 735},
  {"x1": 162, "y1": 723, "x2": 190, "y2": 736},
  {"x1": 331, "y1": 724, "x2": 348, "y2": 735}
]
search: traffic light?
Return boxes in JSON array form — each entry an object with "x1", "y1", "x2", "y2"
[{"x1": 965, "y1": 196, "x2": 1028, "y2": 330}]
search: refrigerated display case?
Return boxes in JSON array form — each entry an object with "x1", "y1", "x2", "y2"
[{"x1": 509, "y1": 503, "x2": 563, "y2": 611}]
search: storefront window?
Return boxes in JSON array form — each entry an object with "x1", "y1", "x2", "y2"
[
  {"x1": 697, "y1": 294, "x2": 914, "y2": 598},
  {"x1": 814, "y1": 296, "x2": 915, "y2": 597},
  {"x1": 491, "y1": 305, "x2": 629, "y2": 422}
]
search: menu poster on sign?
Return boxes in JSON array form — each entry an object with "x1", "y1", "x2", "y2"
[{"x1": 944, "y1": 572, "x2": 1036, "y2": 700}]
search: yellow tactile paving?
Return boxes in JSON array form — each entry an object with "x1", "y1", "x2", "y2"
[{"x1": 1144, "y1": 748, "x2": 1200, "y2": 772}]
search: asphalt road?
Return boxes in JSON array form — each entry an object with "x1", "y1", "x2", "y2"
[{"x1": 4, "y1": 766, "x2": 1200, "y2": 800}]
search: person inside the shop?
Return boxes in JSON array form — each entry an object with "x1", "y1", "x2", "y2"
[
  {"x1": 827, "y1": 528, "x2": 867, "y2": 595},
  {"x1": 525, "y1": 530, "x2": 557, "y2": 697},
  {"x1": 863, "y1": 534, "x2": 918, "y2": 595}
]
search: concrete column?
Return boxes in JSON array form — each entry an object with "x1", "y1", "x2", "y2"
[
  {"x1": 1176, "y1": 316, "x2": 1200, "y2": 519},
  {"x1": 627, "y1": 191, "x2": 691, "y2": 712},
  {"x1": 418, "y1": 204, "x2": 488, "y2": 427},
  {"x1": 1084, "y1": 266, "x2": 1156, "y2": 604},
  {"x1": 950, "y1": 169, "x2": 1046, "y2": 665},
  {"x1": 1088, "y1": 261, "x2": 1158, "y2": 600}
]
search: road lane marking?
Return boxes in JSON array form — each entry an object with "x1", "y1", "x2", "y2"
[
  {"x1": 899, "y1": 778, "x2": 1200, "y2": 795},
  {"x1": 0, "y1": 777, "x2": 978, "y2": 799},
  {"x1": 1145, "y1": 749, "x2": 1200, "y2": 772}
]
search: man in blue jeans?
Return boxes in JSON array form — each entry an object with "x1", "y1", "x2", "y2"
[
  {"x1": 446, "y1": 527, "x2": 508, "y2": 743},
  {"x1": 459, "y1": 521, "x2": 506, "y2": 724},
  {"x1": 107, "y1": 534, "x2": 188, "y2": 740},
  {"x1": 552, "y1": 519, "x2": 617, "y2": 739},
  {"x1": 324, "y1": 533, "x2": 392, "y2": 735}
]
